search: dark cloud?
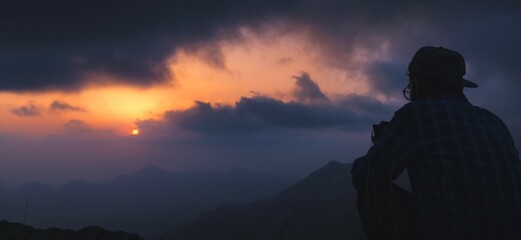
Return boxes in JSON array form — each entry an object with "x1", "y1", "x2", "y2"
[
  {"x1": 10, "y1": 101, "x2": 86, "y2": 117},
  {"x1": 50, "y1": 101, "x2": 86, "y2": 112},
  {"x1": 364, "y1": 61, "x2": 408, "y2": 96},
  {"x1": 2, "y1": 1, "x2": 520, "y2": 96},
  {"x1": 166, "y1": 101, "x2": 264, "y2": 134},
  {"x1": 138, "y1": 74, "x2": 393, "y2": 134},
  {"x1": 63, "y1": 119, "x2": 111, "y2": 134},
  {"x1": 10, "y1": 102, "x2": 42, "y2": 117},
  {"x1": 335, "y1": 94, "x2": 393, "y2": 115},
  {"x1": 0, "y1": 0, "x2": 294, "y2": 91},
  {"x1": 64, "y1": 119, "x2": 93, "y2": 134},
  {"x1": 236, "y1": 96, "x2": 367, "y2": 129},
  {"x1": 141, "y1": 95, "x2": 380, "y2": 135},
  {"x1": 292, "y1": 72, "x2": 330, "y2": 104}
]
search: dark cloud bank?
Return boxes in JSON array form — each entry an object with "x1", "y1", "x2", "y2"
[
  {"x1": 0, "y1": 0, "x2": 293, "y2": 91},
  {"x1": 1, "y1": 1, "x2": 520, "y2": 97},
  {"x1": 138, "y1": 73, "x2": 394, "y2": 135}
]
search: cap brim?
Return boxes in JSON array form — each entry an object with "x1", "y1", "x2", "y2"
[{"x1": 460, "y1": 78, "x2": 478, "y2": 88}]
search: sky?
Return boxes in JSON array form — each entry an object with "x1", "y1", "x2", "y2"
[{"x1": 0, "y1": 0, "x2": 520, "y2": 187}]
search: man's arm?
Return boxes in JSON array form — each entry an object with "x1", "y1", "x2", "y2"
[{"x1": 351, "y1": 104, "x2": 417, "y2": 191}]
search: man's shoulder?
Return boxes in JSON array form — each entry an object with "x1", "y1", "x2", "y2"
[
  {"x1": 395, "y1": 94, "x2": 509, "y2": 128},
  {"x1": 393, "y1": 100, "x2": 430, "y2": 117},
  {"x1": 396, "y1": 94, "x2": 472, "y2": 116}
]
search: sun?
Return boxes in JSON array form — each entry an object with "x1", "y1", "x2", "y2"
[{"x1": 132, "y1": 129, "x2": 140, "y2": 135}]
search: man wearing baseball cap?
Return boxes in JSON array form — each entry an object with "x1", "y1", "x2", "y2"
[{"x1": 351, "y1": 46, "x2": 521, "y2": 240}]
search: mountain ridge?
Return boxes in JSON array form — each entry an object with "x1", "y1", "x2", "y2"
[
  {"x1": 0, "y1": 165, "x2": 300, "y2": 240},
  {"x1": 164, "y1": 161, "x2": 363, "y2": 240}
]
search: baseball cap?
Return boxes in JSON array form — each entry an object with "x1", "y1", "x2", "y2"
[{"x1": 408, "y1": 46, "x2": 478, "y2": 88}]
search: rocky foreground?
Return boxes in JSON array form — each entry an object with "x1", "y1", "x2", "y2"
[{"x1": 0, "y1": 220, "x2": 143, "y2": 240}]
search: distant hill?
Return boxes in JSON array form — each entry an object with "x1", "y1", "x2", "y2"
[
  {"x1": 162, "y1": 161, "x2": 361, "y2": 240},
  {"x1": 164, "y1": 161, "x2": 410, "y2": 240},
  {"x1": 0, "y1": 166, "x2": 299, "y2": 240}
]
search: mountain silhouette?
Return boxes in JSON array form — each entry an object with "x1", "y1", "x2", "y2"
[{"x1": 0, "y1": 166, "x2": 299, "y2": 240}]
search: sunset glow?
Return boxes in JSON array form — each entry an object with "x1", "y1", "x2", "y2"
[{"x1": 0, "y1": 28, "x2": 376, "y2": 137}]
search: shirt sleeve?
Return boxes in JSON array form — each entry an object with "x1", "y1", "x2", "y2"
[{"x1": 351, "y1": 103, "x2": 418, "y2": 191}]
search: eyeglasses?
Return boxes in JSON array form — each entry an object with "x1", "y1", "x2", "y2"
[
  {"x1": 403, "y1": 71, "x2": 412, "y2": 101},
  {"x1": 403, "y1": 83, "x2": 412, "y2": 101}
]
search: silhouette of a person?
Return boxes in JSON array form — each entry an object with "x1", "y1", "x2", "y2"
[{"x1": 351, "y1": 46, "x2": 521, "y2": 240}]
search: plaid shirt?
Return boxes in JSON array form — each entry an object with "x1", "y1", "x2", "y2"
[{"x1": 351, "y1": 93, "x2": 521, "y2": 240}]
